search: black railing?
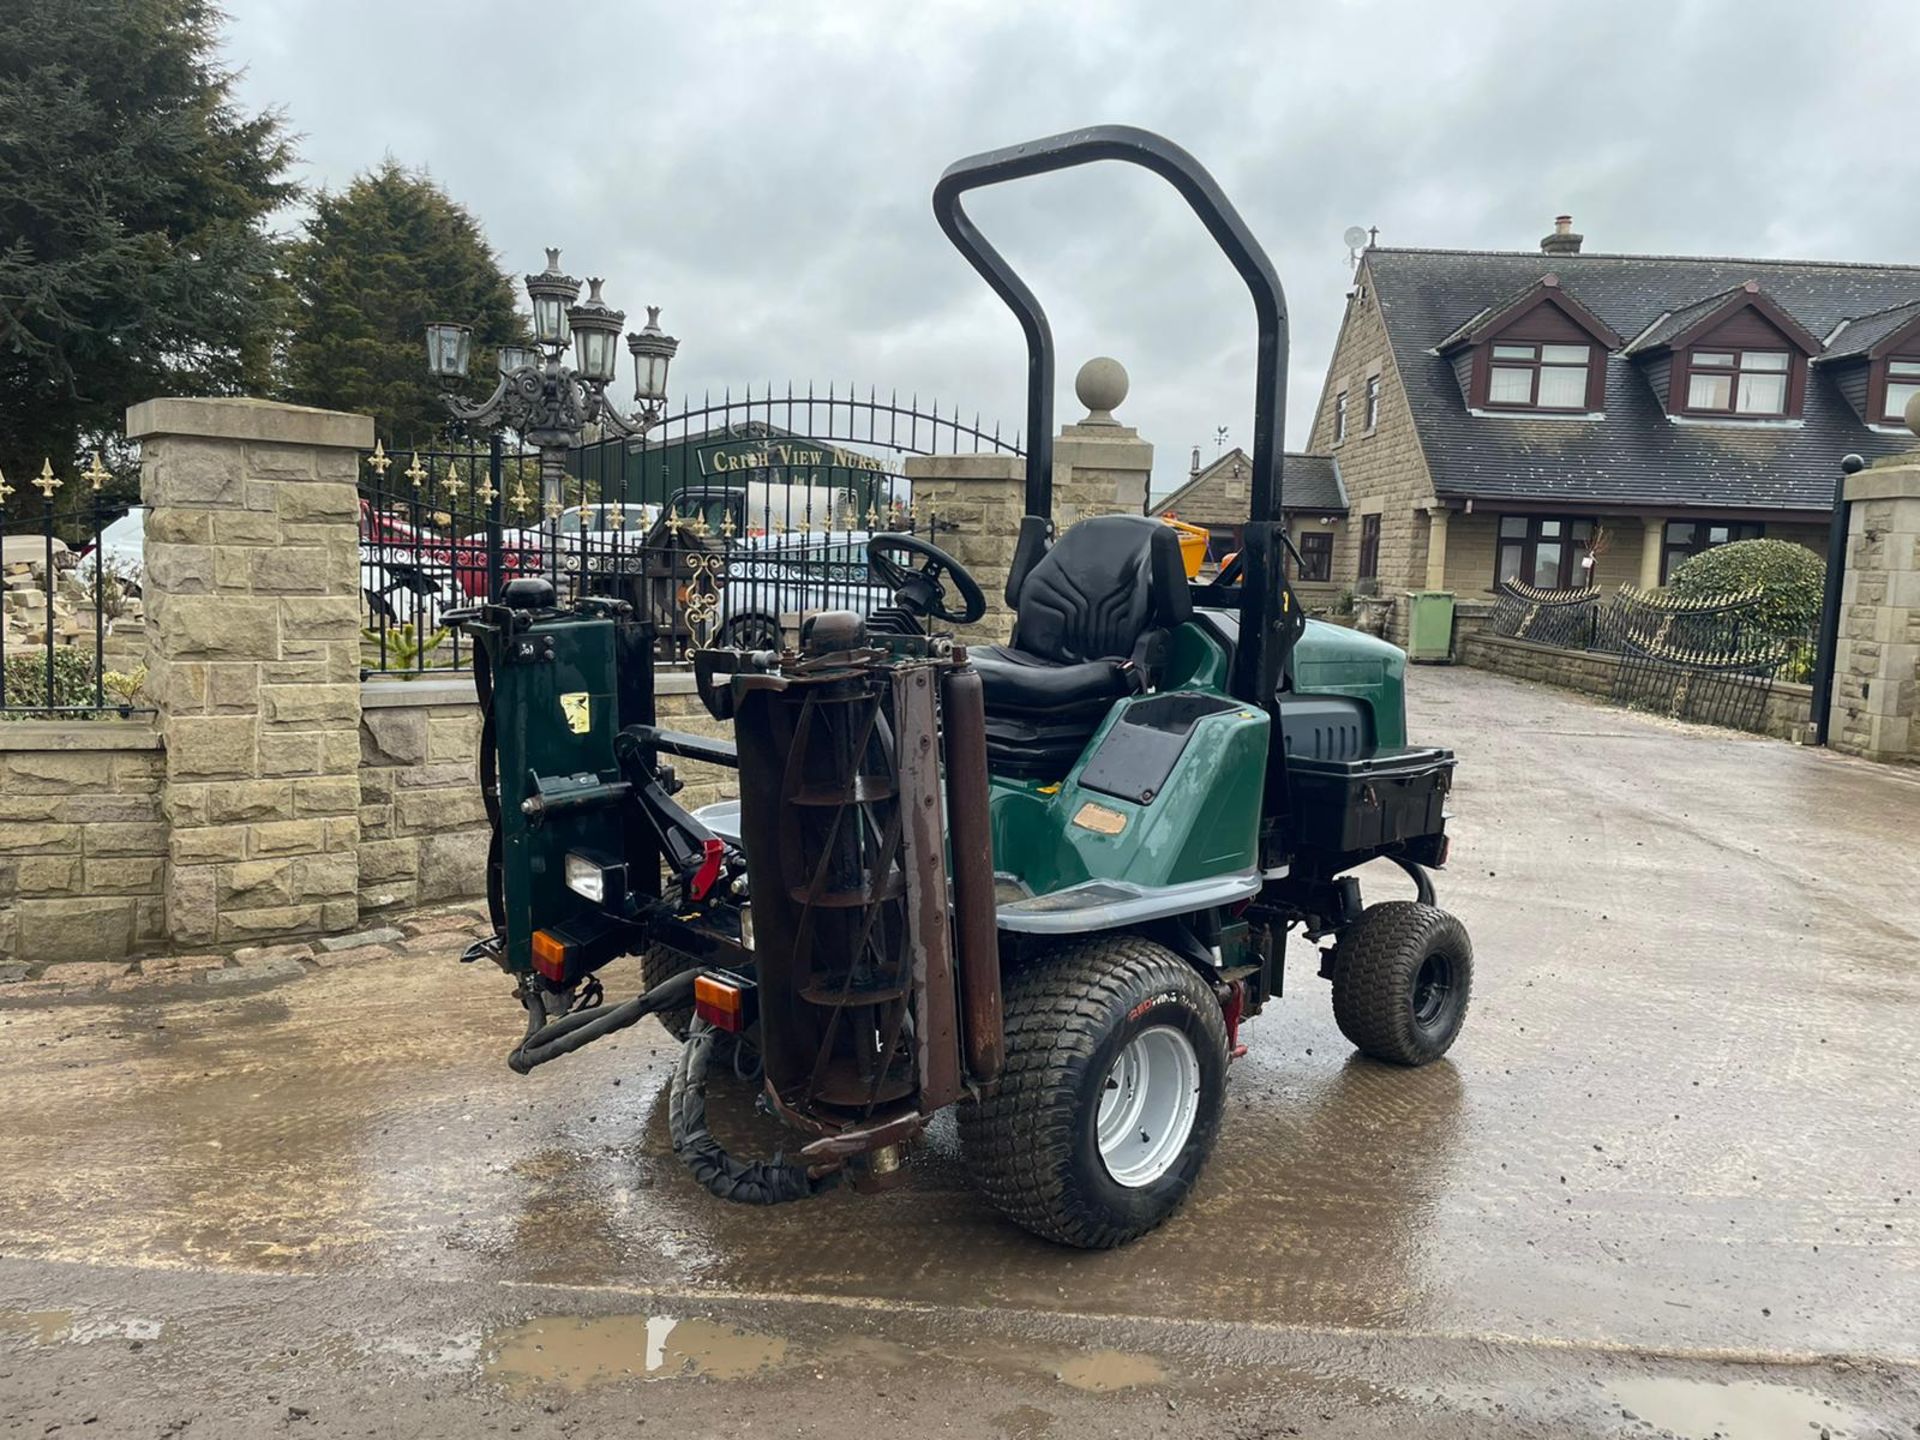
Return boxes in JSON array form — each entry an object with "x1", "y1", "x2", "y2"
[
  {"x1": 1487, "y1": 579, "x2": 1817, "y2": 732},
  {"x1": 0, "y1": 460, "x2": 149, "y2": 719},
  {"x1": 359, "y1": 424, "x2": 969, "y2": 676}
]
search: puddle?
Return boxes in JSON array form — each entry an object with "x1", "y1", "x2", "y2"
[
  {"x1": 485, "y1": 1311, "x2": 1168, "y2": 1398},
  {"x1": 486, "y1": 1313, "x2": 786, "y2": 1390},
  {"x1": 0, "y1": 1310, "x2": 71, "y2": 1344},
  {"x1": 1600, "y1": 1376, "x2": 1877, "y2": 1439}
]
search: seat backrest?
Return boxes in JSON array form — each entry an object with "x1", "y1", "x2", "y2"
[{"x1": 1010, "y1": 515, "x2": 1194, "y2": 664}]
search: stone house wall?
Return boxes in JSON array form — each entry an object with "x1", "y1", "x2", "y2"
[{"x1": 1306, "y1": 273, "x2": 1436, "y2": 609}]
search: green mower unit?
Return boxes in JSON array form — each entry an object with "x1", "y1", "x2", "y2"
[{"x1": 451, "y1": 125, "x2": 1471, "y2": 1247}]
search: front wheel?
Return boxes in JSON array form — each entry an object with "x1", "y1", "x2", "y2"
[
  {"x1": 1330, "y1": 901, "x2": 1473, "y2": 1066},
  {"x1": 958, "y1": 934, "x2": 1227, "y2": 1248}
]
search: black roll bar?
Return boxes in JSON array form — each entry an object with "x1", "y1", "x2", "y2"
[{"x1": 931, "y1": 124, "x2": 1301, "y2": 705}]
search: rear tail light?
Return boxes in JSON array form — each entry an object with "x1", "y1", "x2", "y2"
[
  {"x1": 694, "y1": 974, "x2": 746, "y2": 1033},
  {"x1": 530, "y1": 929, "x2": 570, "y2": 983}
]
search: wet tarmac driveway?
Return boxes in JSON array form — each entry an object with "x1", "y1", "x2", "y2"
[{"x1": 2, "y1": 667, "x2": 1917, "y2": 1437}]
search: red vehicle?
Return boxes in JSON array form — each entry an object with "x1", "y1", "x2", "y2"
[{"x1": 358, "y1": 499, "x2": 542, "y2": 599}]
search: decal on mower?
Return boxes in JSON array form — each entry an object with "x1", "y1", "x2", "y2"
[
  {"x1": 1071, "y1": 801, "x2": 1127, "y2": 836},
  {"x1": 559, "y1": 692, "x2": 591, "y2": 735},
  {"x1": 1128, "y1": 990, "x2": 1184, "y2": 1022}
]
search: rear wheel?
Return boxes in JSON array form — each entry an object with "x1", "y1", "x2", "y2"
[
  {"x1": 1330, "y1": 901, "x2": 1473, "y2": 1066},
  {"x1": 958, "y1": 933, "x2": 1227, "y2": 1248}
]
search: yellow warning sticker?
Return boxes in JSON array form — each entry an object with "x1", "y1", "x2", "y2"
[{"x1": 559, "y1": 692, "x2": 591, "y2": 735}]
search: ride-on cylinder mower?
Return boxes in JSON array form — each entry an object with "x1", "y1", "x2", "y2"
[{"x1": 450, "y1": 125, "x2": 1472, "y2": 1247}]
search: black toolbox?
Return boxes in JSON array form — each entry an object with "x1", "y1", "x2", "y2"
[{"x1": 1284, "y1": 745, "x2": 1455, "y2": 857}]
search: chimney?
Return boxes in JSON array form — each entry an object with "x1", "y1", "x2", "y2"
[{"x1": 1541, "y1": 214, "x2": 1584, "y2": 256}]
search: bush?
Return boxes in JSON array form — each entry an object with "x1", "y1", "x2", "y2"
[
  {"x1": 1666, "y1": 539, "x2": 1824, "y2": 638},
  {"x1": 2, "y1": 648, "x2": 101, "y2": 717}
]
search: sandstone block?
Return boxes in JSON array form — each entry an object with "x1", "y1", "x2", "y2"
[
  {"x1": 418, "y1": 829, "x2": 488, "y2": 901},
  {"x1": 0, "y1": 823, "x2": 80, "y2": 856},
  {"x1": 204, "y1": 780, "x2": 294, "y2": 825},
  {"x1": 156, "y1": 596, "x2": 279, "y2": 661},
  {"x1": 168, "y1": 716, "x2": 257, "y2": 778},
  {"x1": 250, "y1": 547, "x2": 334, "y2": 595},
  {"x1": 17, "y1": 897, "x2": 137, "y2": 964},
  {"x1": 427, "y1": 713, "x2": 481, "y2": 762},
  {"x1": 62, "y1": 793, "x2": 162, "y2": 825},
  {"x1": 166, "y1": 864, "x2": 219, "y2": 943},
  {"x1": 169, "y1": 826, "x2": 248, "y2": 865},
  {"x1": 276, "y1": 482, "x2": 358, "y2": 524},
  {"x1": 17, "y1": 856, "x2": 80, "y2": 894},
  {"x1": 290, "y1": 852, "x2": 357, "y2": 900},
  {"x1": 219, "y1": 858, "x2": 295, "y2": 907},
  {"x1": 83, "y1": 857, "x2": 165, "y2": 895},
  {"x1": 147, "y1": 508, "x2": 214, "y2": 546},
  {"x1": 1, "y1": 749, "x2": 112, "y2": 793},
  {"x1": 249, "y1": 818, "x2": 326, "y2": 857},
  {"x1": 149, "y1": 439, "x2": 244, "y2": 506},
  {"x1": 361, "y1": 709, "x2": 428, "y2": 766},
  {"x1": 320, "y1": 897, "x2": 358, "y2": 931},
  {"x1": 294, "y1": 775, "x2": 360, "y2": 817},
  {"x1": 358, "y1": 838, "x2": 419, "y2": 884},
  {"x1": 216, "y1": 905, "x2": 323, "y2": 944},
  {"x1": 317, "y1": 925, "x2": 404, "y2": 952},
  {"x1": 212, "y1": 508, "x2": 282, "y2": 546},
  {"x1": 257, "y1": 731, "x2": 321, "y2": 777},
  {"x1": 206, "y1": 663, "x2": 260, "y2": 713},
  {"x1": 260, "y1": 683, "x2": 358, "y2": 725},
  {"x1": 395, "y1": 787, "x2": 486, "y2": 832},
  {"x1": 84, "y1": 821, "x2": 170, "y2": 857}
]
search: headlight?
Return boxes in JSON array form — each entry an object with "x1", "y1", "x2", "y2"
[{"x1": 565, "y1": 851, "x2": 608, "y2": 903}]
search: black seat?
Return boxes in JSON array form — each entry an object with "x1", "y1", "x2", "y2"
[{"x1": 971, "y1": 514, "x2": 1193, "y2": 781}]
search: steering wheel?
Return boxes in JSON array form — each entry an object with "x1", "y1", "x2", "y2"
[{"x1": 866, "y1": 533, "x2": 987, "y2": 626}]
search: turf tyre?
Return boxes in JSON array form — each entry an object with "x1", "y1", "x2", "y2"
[
  {"x1": 1330, "y1": 901, "x2": 1472, "y2": 1066},
  {"x1": 958, "y1": 933, "x2": 1228, "y2": 1248}
]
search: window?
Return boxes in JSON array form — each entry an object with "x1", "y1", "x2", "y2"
[
  {"x1": 1685, "y1": 349, "x2": 1789, "y2": 415},
  {"x1": 1661, "y1": 519, "x2": 1765, "y2": 582},
  {"x1": 1296, "y1": 531, "x2": 1333, "y2": 582},
  {"x1": 1357, "y1": 514, "x2": 1381, "y2": 580},
  {"x1": 1333, "y1": 390, "x2": 1348, "y2": 443},
  {"x1": 1485, "y1": 341, "x2": 1591, "y2": 410},
  {"x1": 1884, "y1": 358, "x2": 1920, "y2": 423},
  {"x1": 1494, "y1": 515, "x2": 1597, "y2": 589},
  {"x1": 1364, "y1": 374, "x2": 1382, "y2": 430}
]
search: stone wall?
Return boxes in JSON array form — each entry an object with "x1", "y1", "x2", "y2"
[
  {"x1": 358, "y1": 680, "x2": 489, "y2": 914},
  {"x1": 1459, "y1": 631, "x2": 1813, "y2": 741},
  {"x1": 0, "y1": 724, "x2": 167, "y2": 967},
  {"x1": 128, "y1": 398, "x2": 372, "y2": 948},
  {"x1": 1830, "y1": 458, "x2": 1920, "y2": 762}
]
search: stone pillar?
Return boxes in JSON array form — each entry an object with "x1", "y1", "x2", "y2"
[
  {"x1": 1424, "y1": 506, "x2": 1451, "y2": 591},
  {"x1": 1638, "y1": 518, "x2": 1666, "y2": 589},
  {"x1": 902, "y1": 452, "x2": 1025, "y2": 646},
  {"x1": 1052, "y1": 358, "x2": 1153, "y2": 529},
  {"x1": 127, "y1": 398, "x2": 373, "y2": 946},
  {"x1": 1830, "y1": 457, "x2": 1920, "y2": 763}
]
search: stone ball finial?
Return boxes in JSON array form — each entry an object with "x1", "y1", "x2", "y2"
[{"x1": 1075, "y1": 356, "x2": 1129, "y2": 425}]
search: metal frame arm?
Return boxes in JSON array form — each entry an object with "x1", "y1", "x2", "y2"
[{"x1": 931, "y1": 123, "x2": 1300, "y2": 704}]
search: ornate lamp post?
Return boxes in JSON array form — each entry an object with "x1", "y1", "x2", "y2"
[{"x1": 424, "y1": 248, "x2": 679, "y2": 522}]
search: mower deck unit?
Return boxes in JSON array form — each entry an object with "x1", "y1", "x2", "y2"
[{"x1": 450, "y1": 125, "x2": 1474, "y2": 1248}]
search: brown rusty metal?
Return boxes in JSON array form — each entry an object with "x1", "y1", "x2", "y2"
[
  {"x1": 894, "y1": 665, "x2": 963, "y2": 1112},
  {"x1": 940, "y1": 662, "x2": 1003, "y2": 1083}
]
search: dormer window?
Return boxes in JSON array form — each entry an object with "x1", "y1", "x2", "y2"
[
  {"x1": 1488, "y1": 342, "x2": 1591, "y2": 410},
  {"x1": 1684, "y1": 348, "x2": 1789, "y2": 416},
  {"x1": 1884, "y1": 358, "x2": 1920, "y2": 423}
]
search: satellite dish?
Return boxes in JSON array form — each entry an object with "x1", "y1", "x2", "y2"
[{"x1": 1343, "y1": 225, "x2": 1369, "y2": 250}]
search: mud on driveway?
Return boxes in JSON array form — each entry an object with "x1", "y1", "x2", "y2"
[{"x1": 1, "y1": 667, "x2": 1917, "y2": 1436}]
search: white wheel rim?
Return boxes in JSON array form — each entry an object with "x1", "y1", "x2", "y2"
[{"x1": 1095, "y1": 1024, "x2": 1201, "y2": 1188}]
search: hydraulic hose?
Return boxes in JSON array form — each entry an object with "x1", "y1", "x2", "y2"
[
  {"x1": 667, "y1": 1018, "x2": 838, "y2": 1206},
  {"x1": 508, "y1": 970, "x2": 697, "y2": 1074}
]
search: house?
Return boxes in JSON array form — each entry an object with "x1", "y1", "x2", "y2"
[
  {"x1": 1154, "y1": 447, "x2": 1348, "y2": 601},
  {"x1": 1308, "y1": 218, "x2": 1920, "y2": 633}
]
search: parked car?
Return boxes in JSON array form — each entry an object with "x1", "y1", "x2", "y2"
[
  {"x1": 515, "y1": 503, "x2": 664, "y2": 583},
  {"x1": 708, "y1": 530, "x2": 894, "y2": 649}
]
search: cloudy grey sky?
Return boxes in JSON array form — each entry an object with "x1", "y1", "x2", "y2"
[{"x1": 224, "y1": 0, "x2": 1918, "y2": 494}]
